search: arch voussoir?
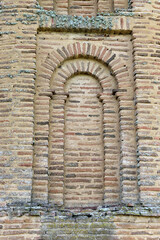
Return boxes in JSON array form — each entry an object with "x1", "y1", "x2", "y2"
[
  {"x1": 67, "y1": 44, "x2": 74, "y2": 57},
  {"x1": 44, "y1": 59, "x2": 57, "y2": 72},
  {"x1": 62, "y1": 46, "x2": 70, "y2": 58},
  {"x1": 86, "y1": 43, "x2": 91, "y2": 56},
  {"x1": 75, "y1": 42, "x2": 82, "y2": 56},
  {"x1": 46, "y1": 42, "x2": 131, "y2": 93},
  {"x1": 102, "y1": 50, "x2": 112, "y2": 62},
  {"x1": 99, "y1": 47, "x2": 108, "y2": 60},
  {"x1": 93, "y1": 65, "x2": 103, "y2": 76},
  {"x1": 57, "y1": 48, "x2": 67, "y2": 60},
  {"x1": 75, "y1": 61, "x2": 81, "y2": 72},
  {"x1": 106, "y1": 53, "x2": 116, "y2": 65},
  {"x1": 58, "y1": 71, "x2": 67, "y2": 81},
  {"x1": 48, "y1": 51, "x2": 62, "y2": 65},
  {"x1": 82, "y1": 42, "x2": 87, "y2": 55},
  {"x1": 114, "y1": 66, "x2": 128, "y2": 76},
  {"x1": 42, "y1": 62, "x2": 55, "y2": 72},
  {"x1": 66, "y1": 63, "x2": 75, "y2": 76},
  {"x1": 109, "y1": 58, "x2": 122, "y2": 69},
  {"x1": 95, "y1": 46, "x2": 104, "y2": 59},
  {"x1": 72, "y1": 42, "x2": 78, "y2": 56},
  {"x1": 91, "y1": 44, "x2": 97, "y2": 57},
  {"x1": 60, "y1": 65, "x2": 72, "y2": 79},
  {"x1": 53, "y1": 49, "x2": 65, "y2": 62},
  {"x1": 48, "y1": 44, "x2": 130, "y2": 84}
]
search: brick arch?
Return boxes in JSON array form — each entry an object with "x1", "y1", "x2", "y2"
[
  {"x1": 50, "y1": 58, "x2": 116, "y2": 92},
  {"x1": 32, "y1": 43, "x2": 138, "y2": 208},
  {"x1": 43, "y1": 42, "x2": 131, "y2": 91}
]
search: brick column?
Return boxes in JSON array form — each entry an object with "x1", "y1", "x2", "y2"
[
  {"x1": 116, "y1": 90, "x2": 138, "y2": 205},
  {"x1": 100, "y1": 92, "x2": 120, "y2": 206},
  {"x1": 48, "y1": 93, "x2": 68, "y2": 207},
  {"x1": 32, "y1": 91, "x2": 50, "y2": 205}
]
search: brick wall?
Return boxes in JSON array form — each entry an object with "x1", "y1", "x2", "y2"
[
  {"x1": 0, "y1": 213, "x2": 41, "y2": 240},
  {"x1": 39, "y1": 0, "x2": 129, "y2": 15},
  {"x1": 0, "y1": 0, "x2": 38, "y2": 206},
  {"x1": 132, "y1": 0, "x2": 160, "y2": 206},
  {"x1": 41, "y1": 214, "x2": 160, "y2": 240},
  {"x1": 1, "y1": 210, "x2": 160, "y2": 240},
  {"x1": 1, "y1": 0, "x2": 160, "y2": 239}
]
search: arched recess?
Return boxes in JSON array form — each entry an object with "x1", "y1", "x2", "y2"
[
  {"x1": 64, "y1": 73, "x2": 104, "y2": 208},
  {"x1": 49, "y1": 58, "x2": 119, "y2": 208},
  {"x1": 32, "y1": 42, "x2": 138, "y2": 208}
]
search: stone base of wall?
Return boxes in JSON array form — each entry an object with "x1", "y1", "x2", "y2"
[
  {"x1": 1, "y1": 206, "x2": 160, "y2": 239},
  {"x1": 0, "y1": 214, "x2": 41, "y2": 240},
  {"x1": 42, "y1": 214, "x2": 160, "y2": 240}
]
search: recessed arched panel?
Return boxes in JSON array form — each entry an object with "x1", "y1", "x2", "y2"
[
  {"x1": 32, "y1": 42, "x2": 138, "y2": 208},
  {"x1": 48, "y1": 58, "x2": 121, "y2": 208},
  {"x1": 64, "y1": 74, "x2": 104, "y2": 208}
]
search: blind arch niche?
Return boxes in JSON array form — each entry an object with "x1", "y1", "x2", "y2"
[
  {"x1": 64, "y1": 74, "x2": 104, "y2": 208},
  {"x1": 32, "y1": 43, "x2": 138, "y2": 209},
  {"x1": 49, "y1": 58, "x2": 120, "y2": 208}
]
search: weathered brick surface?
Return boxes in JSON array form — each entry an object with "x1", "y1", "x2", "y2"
[
  {"x1": 0, "y1": 213, "x2": 41, "y2": 239},
  {"x1": 0, "y1": 0, "x2": 38, "y2": 206},
  {"x1": 132, "y1": 0, "x2": 160, "y2": 206},
  {"x1": 1, "y1": 0, "x2": 160, "y2": 239},
  {"x1": 33, "y1": 34, "x2": 137, "y2": 208},
  {"x1": 0, "y1": 210, "x2": 160, "y2": 239},
  {"x1": 40, "y1": 0, "x2": 129, "y2": 15},
  {"x1": 41, "y1": 214, "x2": 160, "y2": 240}
]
